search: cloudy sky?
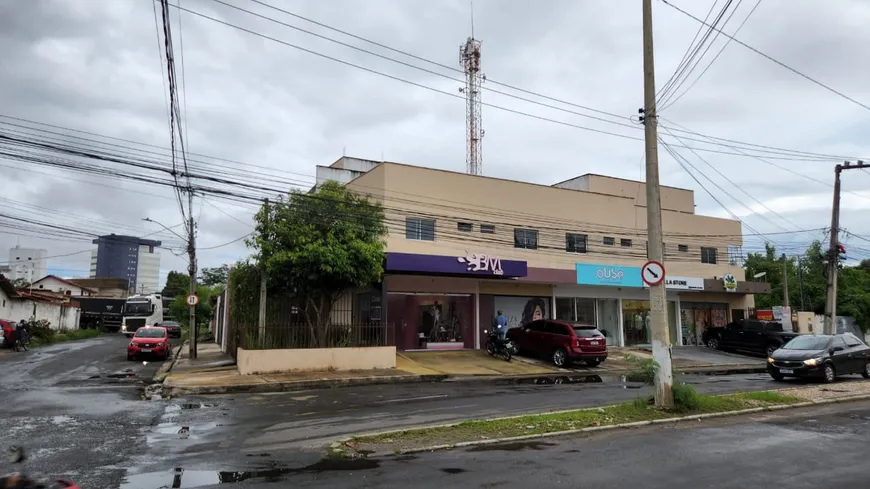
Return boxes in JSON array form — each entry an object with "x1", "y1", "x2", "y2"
[{"x1": 1, "y1": 0, "x2": 869, "y2": 286}]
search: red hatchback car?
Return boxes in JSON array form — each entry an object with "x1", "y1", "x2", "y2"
[
  {"x1": 127, "y1": 326, "x2": 172, "y2": 360},
  {"x1": 507, "y1": 320, "x2": 608, "y2": 367},
  {"x1": 0, "y1": 319, "x2": 17, "y2": 348}
]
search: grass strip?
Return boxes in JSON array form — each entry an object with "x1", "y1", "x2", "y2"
[
  {"x1": 344, "y1": 390, "x2": 806, "y2": 454},
  {"x1": 31, "y1": 329, "x2": 100, "y2": 347}
]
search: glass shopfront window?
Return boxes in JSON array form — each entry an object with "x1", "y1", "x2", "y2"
[
  {"x1": 387, "y1": 293, "x2": 474, "y2": 351},
  {"x1": 556, "y1": 297, "x2": 619, "y2": 346},
  {"x1": 622, "y1": 300, "x2": 678, "y2": 347},
  {"x1": 680, "y1": 302, "x2": 728, "y2": 346}
]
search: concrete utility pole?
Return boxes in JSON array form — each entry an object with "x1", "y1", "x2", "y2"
[
  {"x1": 188, "y1": 212, "x2": 198, "y2": 359},
  {"x1": 641, "y1": 0, "x2": 673, "y2": 407},
  {"x1": 781, "y1": 253, "x2": 789, "y2": 307},
  {"x1": 824, "y1": 160, "x2": 869, "y2": 334},
  {"x1": 258, "y1": 198, "x2": 269, "y2": 342}
]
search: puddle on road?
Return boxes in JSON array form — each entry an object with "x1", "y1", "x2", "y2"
[
  {"x1": 468, "y1": 441, "x2": 555, "y2": 452},
  {"x1": 122, "y1": 459, "x2": 380, "y2": 488},
  {"x1": 507, "y1": 375, "x2": 605, "y2": 385},
  {"x1": 441, "y1": 468, "x2": 466, "y2": 474}
]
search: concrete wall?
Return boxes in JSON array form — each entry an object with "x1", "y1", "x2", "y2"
[
  {"x1": 236, "y1": 346, "x2": 397, "y2": 374},
  {"x1": 345, "y1": 163, "x2": 746, "y2": 281},
  {"x1": 554, "y1": 174, "x2": 695, "y2": 214},
  {"x1": 4, "y1": 299, "x2": 79, "y2": 330}
]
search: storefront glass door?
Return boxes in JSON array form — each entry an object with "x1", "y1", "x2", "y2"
[
  {"x1": 596, "y1": 299, "x2": 619, "y2": 346},
  {"x1": 387, "y1": 293, "x2": 474, "y2": 351},
  {"x1": 622, "y1": 300, "x2": 679, "y2": 347}
]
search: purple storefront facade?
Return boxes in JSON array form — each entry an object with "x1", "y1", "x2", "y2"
[{"x1": 383, "y1": 252, "x2": 532, "y2": 351}]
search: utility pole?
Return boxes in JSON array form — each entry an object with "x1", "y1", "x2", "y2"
[
  {"x1": 641, "y1": 0, "x2": 673, "y2": 407},
  {"x1": 781, "y1": 253, "x2": 789, "y2": 307},
  {"x1": 824, "y1": 160, "x2": 869, "y2": 334},
  {"x1": 797, "y1": 256, "x2": 806, "y2": 312},
  {"x1": 258, "y1": 198, "x2": 269, "y2": 342},
  {"x1": 188, "y1": 210, "x2": 198, "y2": 360}
]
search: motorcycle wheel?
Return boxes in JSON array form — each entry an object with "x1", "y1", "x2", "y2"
[
  {"x1": 501, "y1": 349, "x2": 512, "y2": 362},
  {"x1": 485, "y1": 341, "x2": 495, "y2": 356}
]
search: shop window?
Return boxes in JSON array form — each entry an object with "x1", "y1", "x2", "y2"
[
  {"x1": 621, "y1": 239, "x2": 632, "y2": 248},
  {"x1": 603, "y1": 237, "x2": 615, "y2": 246},
  {"x1": 457, "y1": 222, "x2": 473, "y2": 233},
  {"x1": 480, "y1": 224, "x2": 495, "y2": 234},
  {"x1": 405, "y1": 217, "x2": 435, "y2": 241},
  {"x1": 701, "y1": 246, "x2": 718, "y2": 264},
  {"x1": 565, "y1": 233, "x2": 587, "y2": 253},
  {"x1": 678, "y1": 244, "x2": 689, "y2": 253},
  {"x1": 514, "y1": 228, "x2": 538, "y2": 250}
]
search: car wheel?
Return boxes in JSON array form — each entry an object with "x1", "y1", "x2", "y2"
[
  {"x1": 862, "y1": 362, "x2": 870, "y2": 379},
  {"x1": 127, "y1": 354, "x2": 133, "y2": 361},
  {"x1": 769, "y1": 371, "x2": 784, "y2": 381},
  {"x1": 706, "y1": 337, "x2": 720, "y2": 350},
  {"x1": 766, "y1": 344, "x2": 780, "y2": 357},
  {"x1": 823, "y1": 363, "x2": 836, "y2": 383},
  {"x1": 585, "y1": 359, "x2": 601, "y2": 367},
  {"x1": 552, "y1": 348, "x2": 568, "y2": 367}
]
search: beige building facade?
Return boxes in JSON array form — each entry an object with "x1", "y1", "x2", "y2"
[{"x1": 319, "y1": 157, "x2": 769, "y2": 352}]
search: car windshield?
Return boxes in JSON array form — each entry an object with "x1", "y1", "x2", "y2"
[
  {"x1": 783, "y1": 336, "x2": 830, "y2": 350},
  {"x1": 572, "y1": 327, "x2": 603, "y2": 337},
  {"x1": 125, "y1": 302, "x2": 152, "y2": 315},
  {"x1": 135, "y1": 328, "x2": 165, "y2": 338}
]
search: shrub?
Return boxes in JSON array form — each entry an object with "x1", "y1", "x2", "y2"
[
  {"x1": 624, "y1": 354, "x2": 659, "y2": 384},
  {"x1": 672, "y1": 383, "x2": 700, "y2": 411}
]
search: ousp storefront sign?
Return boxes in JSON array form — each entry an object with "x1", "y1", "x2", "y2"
[{"x1": 576, "y1": 263, "x2": 643, "y2": 287}]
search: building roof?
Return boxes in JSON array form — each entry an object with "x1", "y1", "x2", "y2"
[
  {"x1": 32, "y1": 275, "x2": 97, "y2": 293},
  {"x1": 67, "y1": 277, "x2": 130, "y2": 290},
  {"x1": 551, "y1": 173, "x2": 694, "y2": 193},
  {"x1": 0, "y1": 274, "x2": 20, "y2": 299},
  {"x1": 92, "y1": 234, "x2": 162, "y2": 247}
]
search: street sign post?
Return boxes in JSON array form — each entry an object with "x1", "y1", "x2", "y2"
[
  {"x1": 642, "y1": 260, "x2": 665, "y2": 287},
  {"x1": 186, "y1": 294, "x2": 200, "y2": 307}
]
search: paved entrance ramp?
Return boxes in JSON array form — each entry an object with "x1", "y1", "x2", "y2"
[{"x1": 398, "y1": 350, "x2": 559, "y2": 376}]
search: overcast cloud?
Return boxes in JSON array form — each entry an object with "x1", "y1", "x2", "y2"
[{"x1": 1, "y1": 0, "x2": 869, "y2": 286}]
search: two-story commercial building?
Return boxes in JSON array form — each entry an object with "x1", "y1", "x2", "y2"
[{"x1": 318, "y1": 157, "x2": 769, "y2": 352}]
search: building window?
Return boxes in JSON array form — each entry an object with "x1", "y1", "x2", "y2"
[
  {"x1": 566, "y1": 233, "x2": 587, "y2": 253},
  {"x1": 514, "y1": 228, "x2": 538, "y2": 250},
  {"x1": 701, "y1": 247, "x2": 718, "y2": 264},
  {"x1": 621, "y1": 239, "x2": 632, "y2": 248},
  {"x1": 603, "y1": 237, "x2": 615, "y2": 246},
  {"x1": 678, "y1": 244, "x2": 689, "y2": 253},
  {"x1": 405, "y1": 217, "x2": 435, "y2": 241},
  {"x1": 457, "y1": 222, "x2": 473, "y2": 233},
  {"x1": 480, "y1": 224, "x2": 495, "y2": 234}
]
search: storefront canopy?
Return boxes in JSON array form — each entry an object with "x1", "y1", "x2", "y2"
[{"x1": 385, "y1": 252, "x2": 528, "y2": 278}]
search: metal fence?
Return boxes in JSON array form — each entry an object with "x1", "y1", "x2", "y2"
[{"x1": 230, "y1": 293, "x2": 391, "y2": 350}]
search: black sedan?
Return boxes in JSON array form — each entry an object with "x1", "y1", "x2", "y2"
[
  {"x1": 767, "y1": 333, "x2": 870, "y2": 383},
  {"x1": 155, "y1": 320, "x2": 182, "y2": 338}
]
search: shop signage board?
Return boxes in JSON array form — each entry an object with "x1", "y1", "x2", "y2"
[
  {"x1": 576, "y1": 263, "x2": 643, "y2": 287},
  {"x1": 642, "y1": 276, "x2": 704, "y2": 291},
  {"x1": 757, "y1": 310, "x2": 775, "y2": 321},
  {"x1": 385, "y1": 252, "x2": 528, "y2": 278},
  {"x1": 723, "y1": 273, "x2": 737, "y2": 292}
]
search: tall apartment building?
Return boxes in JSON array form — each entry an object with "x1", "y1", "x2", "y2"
[
  {"x1": 6, "y1": 245, "x2": 48, "y2": 283},
  {"x1": 317, "y1": 157, "x2": 771, "y2": 352},
  {"x1": 90, "y1": 235, "x2": 162, "y2": 294}
]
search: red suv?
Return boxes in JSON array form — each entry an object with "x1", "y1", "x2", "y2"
[
  {"x1": 0, "y1": 319, "x2": 16, "y2": 348},
  {"x1": 507, "y1": 320, "x2": 608, "y2": 367}
]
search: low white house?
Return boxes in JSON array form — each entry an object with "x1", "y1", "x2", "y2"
[
  {"x1": 0, "y1": 275, "x2": 80, "y2": 330},
  {"x1": 30, "y1": 275, "x2": 96, "y2": 297}
]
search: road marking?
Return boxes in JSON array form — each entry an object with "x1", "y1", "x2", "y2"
[{"x1": 375, "y1": 394, "x2": 448, "y2": 404}]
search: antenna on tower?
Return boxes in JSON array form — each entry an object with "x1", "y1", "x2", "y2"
[{"x1": 459, "y1": 12, "x2": 484, "y2": 176}]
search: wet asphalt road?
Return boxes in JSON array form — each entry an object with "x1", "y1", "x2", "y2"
[{"x1": 0, "y1": 334, "x2": 165, "y2": 489}]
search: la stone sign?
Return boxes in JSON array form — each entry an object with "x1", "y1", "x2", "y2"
[{"x1": 642, "y1": 276, "x2": 704, "y2": 291}]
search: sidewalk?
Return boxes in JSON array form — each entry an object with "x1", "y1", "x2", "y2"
[{"x1": 159, "y1": 344, "x2": 766, "y2": 396}]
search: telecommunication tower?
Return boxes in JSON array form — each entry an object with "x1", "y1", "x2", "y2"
[{"x1": 459, "y1": 36, "x2": 484, "y2": 175}]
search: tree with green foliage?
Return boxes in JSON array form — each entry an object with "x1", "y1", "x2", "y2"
[
  {"x1": 169, "y1": 284, "x2": 217, "y2": 327},
  {"x1": 161, "y1": 271, "x2": 189, "y2": 298},
  {"x1": 200, "y1": 264, "x2": 229, "y2": 287},
  {"x1": 247, "y1": 180, "x2": 388, "y2": 347},
  {"x1": 744, "y1": 240, "x2": 869, "y2": 332},
  {"x1": 10, "y1": 277, "x2": 30, "y2": 289}
]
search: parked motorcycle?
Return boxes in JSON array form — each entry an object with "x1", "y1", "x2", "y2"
[
  {"x1": 1, "y1": 447, "x2": 80, "y2": 489},
  {"x1": 483, "y1": 330, "x2": 515, "y2": 362}
]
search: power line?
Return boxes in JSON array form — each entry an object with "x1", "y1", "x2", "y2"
[{"x1": 660, "y1": 0, "x2": 870, "y2": 112}]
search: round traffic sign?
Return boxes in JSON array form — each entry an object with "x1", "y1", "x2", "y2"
[
  {"x1": 186, "y1": 294, "x2": 200, "y2": 306},
  {"x1": 642, "y1": 260, "x2": 665, "y2": 286}
]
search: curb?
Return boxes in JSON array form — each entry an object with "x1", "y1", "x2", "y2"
[
  {"x1": 153, "y1": 340, "x2": 187, "y2": 383},
  {"x1": 164, "y1": 373, "x2": 451, "y2": 396},
  {"x1": 161, "y1": 364, "x2": 768, "y2": 396},
  {"x1": 340, "y1": 393, "x2": 870, "y2": 456}
]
